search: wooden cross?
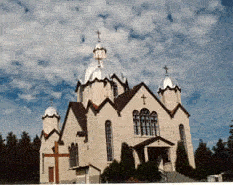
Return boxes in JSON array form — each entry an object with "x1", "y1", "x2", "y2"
[
  {"x1": 96, "y1": 30, "x2": 101, "y2": 42},
  {"x1": 141, "y1": 94, "x2": 147, "y2": 105},
  {"x1": 44, "y1": 141, "x2": 70, "y2": 184}
]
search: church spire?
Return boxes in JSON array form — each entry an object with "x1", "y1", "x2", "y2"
[{"x1": 93, "y1": 31, "x2": 107, "y2": 65}]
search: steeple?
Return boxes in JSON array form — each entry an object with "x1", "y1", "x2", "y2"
[{"x1": 158, "y1": 66, "x2": 181, "y2": 110}]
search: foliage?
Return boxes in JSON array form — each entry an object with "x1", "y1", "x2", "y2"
[
  {"x1": 175, "y1": 141, "x2": 189, "y2": 173},
  {"x1": 212, "y1": 138, "x2": 229, "y2": 173},
  {"x1": 194, "y1": 139, "x2": 214, "y2": 180},
  {"x1": 101, "y1": 160, "x2": 122, "y2": 183},
  {"x1": 120, "y1": 142, "x2": 135, "y2": 181},
  {"x1": 0, "y1": 132, "x2": 41, "y2": 183},
  {"x1": 135, "y1": 161, "x2": 161, "y2": 182},
  {"x1": 101, "y1": 142, "x2": 161, "y2": 183}
]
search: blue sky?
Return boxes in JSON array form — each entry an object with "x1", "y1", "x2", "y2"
[{"x1": 0, "y1": 0, "x2": 232, "y2": 151}]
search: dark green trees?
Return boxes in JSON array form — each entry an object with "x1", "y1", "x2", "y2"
[
  {"x1": 120, "y1": 142, "x2": 135, "y2": 180},
  {"x1": 0, "y1": 132, "x2": 41, "y2": 183},
  {"x1": 175, "y1": 141, "x2": 192, "y2": 174},
  {"x1": 135, "y1": 161, "x2": 161, "y2": 182},
  {"x1": 194, "y1": 140, "x2": 213, "y2": 180}
]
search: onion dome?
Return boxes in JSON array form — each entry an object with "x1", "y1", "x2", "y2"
[
  {"x1": 42, "y1": 106, "x2": 60, "y2": 119},
  {"x1": 163, "y1": 76, "x2": 175, "y2": 89}
]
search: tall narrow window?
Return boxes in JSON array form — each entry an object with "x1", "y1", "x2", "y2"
[
  {"x1": 140, "y1": 108, "x2": 150, "y2": 136},
  {"x1": 69, "y1": 143, "x2": 79, "y2": 167},
  {"x1": 179, "y1": 124, "x2": 185, "y2": 141},
  {"x1": 133, "y1": 110, "x2": 140, "y2": 135},
  {"x1": 105, "y1": 120, "x2": 113, "y2": 161},
  {"x1": 150, "y1": 112, "x2": 158, "y2": 136}
]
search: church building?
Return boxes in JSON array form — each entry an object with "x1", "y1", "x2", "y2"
[{"x1": 40, "y1": 39, "x2": 196, "y2": 184}]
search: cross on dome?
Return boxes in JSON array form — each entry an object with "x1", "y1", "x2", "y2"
[
  {"x1": 163, "y1": 65, "x2": 169, "y2": 76},
  {"x1": 96, "y1": 30, "x2": 101, "y2": 42}
]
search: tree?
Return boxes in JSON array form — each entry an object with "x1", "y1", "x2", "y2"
[
  {"x1": 120, "y1": 142, "x2": 135, "y2": 181},
  {"x1": 135, "y1": 161, "x2": 161, "y2": 182},
  {"x1": 227, "y1": 123, "x2": 233, "y2": 169},
  {"x1": 212, "y1": 138, "x2": 229, "y2": 173},
  {"x1": 194, "y1": 139, "x2": 214, "y2": 180},
  {"x1": 175, "y1": 141, "x2": 192, "y2": 175}
]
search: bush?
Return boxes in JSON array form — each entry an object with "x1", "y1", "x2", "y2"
[
  {"x1": 135, "y1": 161, "x2": 162, "y2": 182},
  {"x1": 101, "y1": 160, "x2": 122, "y2": 183}
]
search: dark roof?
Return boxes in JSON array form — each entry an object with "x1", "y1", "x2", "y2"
[
  {"x1": 59, "y1": 102, "x2": 87, "y2": 142},
  {"x1": 114, "y1": 83, "x2": 142, "y2": 111},
  {"x1": 110, "y1": 73, "x2": 129, "y2": 91},
  {"x1": 170, "y1": 103, "x2": 190, "y2": 117},
  {"x1": 133, "y1": 136, "x2": 175, "y2": 149},
  {"x1": 158, "y1": 85, "x2": 181, "y2": 95},
  {"x1": 40, "y1": 129, "x2": 60, "y2": 140},
  {"x1": 70, "y1": 163, "x2": 101, "y2": 172},
  {"x1": 87, "y1": 98, "x2": 120, "y2": 116}
]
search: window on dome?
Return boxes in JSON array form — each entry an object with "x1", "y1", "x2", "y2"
[
  {"x1": 68, "y1": 143, "x2": 79, "y2": 167},
  {"x1": 105, "y1": 120, "x2": 113, "y2": 161}
]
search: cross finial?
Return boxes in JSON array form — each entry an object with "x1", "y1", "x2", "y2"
[
  {"x1": 163, "y1": 65, "x2": 169, "y2": 76},
  {"x1": 96, "y1": 30, "x2": 101, "y2": 42},
  {"x1": 50, "y1": 98, "x2": 54, "y2": 106}
]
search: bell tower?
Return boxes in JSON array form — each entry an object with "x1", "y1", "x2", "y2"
[{"x1": 158, "y1": 66, "x2": 181, "y2": 110}]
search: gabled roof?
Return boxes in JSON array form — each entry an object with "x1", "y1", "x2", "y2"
[
  {"x1": 40, "y1": 129, "x2": 60, "y2": 140},
  {"x1": 87, "y1": 98, "x2": 120, "y2": 116},
  {"x1": 133, "y1": 136, "x2": 175, "y2": 149},
  {"x1": 114, "y1": 82, "x2": 172, "y2": 116},
  {"x1": 170, "y1": 103, "x2": 190, "y2": 117},
  {"x1": 114, "y1": 82, "x2": 190, "y2": 118},
  {"x1": 59, "y1": 102, "x2": 87, "y2": 142}
]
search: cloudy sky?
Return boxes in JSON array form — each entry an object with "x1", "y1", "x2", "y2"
[{"x1": 0, "y1": 0, "x2": 232, "y2": 150}]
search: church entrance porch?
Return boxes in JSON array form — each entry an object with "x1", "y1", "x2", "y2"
[{"x1": 133, "y1": 136, "x2": 175, "y2": 172}]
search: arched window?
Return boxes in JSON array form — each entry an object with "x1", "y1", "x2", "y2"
[
  {"x1": 68, "y1": 143, "x2": 79, "y2": 167},
  {"x1": 105, "y1": 120, "x2": 113, "y2": 161},
  {"x1": 113, "y1": 83, "x2": 118, "y2": 97},
  {"x1": 140, "y1": 108, "x2": 150, "y2": 136},
  {"x1": 150, "y1": 111, "x2": 158, "y2": 136},
  {"x1": 133, "y1": 110, "x2": 140, "y2": 135},
  {"x1": 179, "y1": 124, "x2": 185, "y2": 141}
]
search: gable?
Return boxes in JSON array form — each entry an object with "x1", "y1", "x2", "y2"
[
  {"x1": 133, "y1": 136, "x2": 175, "y2": 149},
  {"x1": 59, "y1": 102, "x2": 87, "y2": 142}
]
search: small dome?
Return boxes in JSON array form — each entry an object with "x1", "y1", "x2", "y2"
[
  {"x1": 43, "y1": 106, "x2": 60, "y2": 118},
  {"x1": 163, "y1": 76, "x2": 174, "y2": 89}
]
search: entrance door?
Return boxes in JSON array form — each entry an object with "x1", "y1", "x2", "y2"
[
  {"x1": 148, "y1": 147, "x2": 169, "y2": 163},
  {"x1": 49, "y1": 167, "x2": 54, "y2": 182}
]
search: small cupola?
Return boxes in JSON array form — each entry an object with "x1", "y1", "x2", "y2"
[
  {"x1": 42, "y1": 106, "x2": 60, "y2": 119},
  {"x1": 158, "y1": 66, "x2": 181, "y2": 110},
  {"x1": 42, "y1": 106, "x2": 60, "y2": 134}
]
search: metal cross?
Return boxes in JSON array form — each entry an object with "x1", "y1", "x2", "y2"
[
  {"x1": 141, "y1": 94, "x2": 147, "y2": 105},
  {"x1": 96, "y1": 30, "x2": 101, "y2": 42},
  {"x1": 163, "y1": 65, "x2": 169, "y2": 75},
  {"x1": 50, "y1": 98, "x2": 54, "y2": 106}
]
